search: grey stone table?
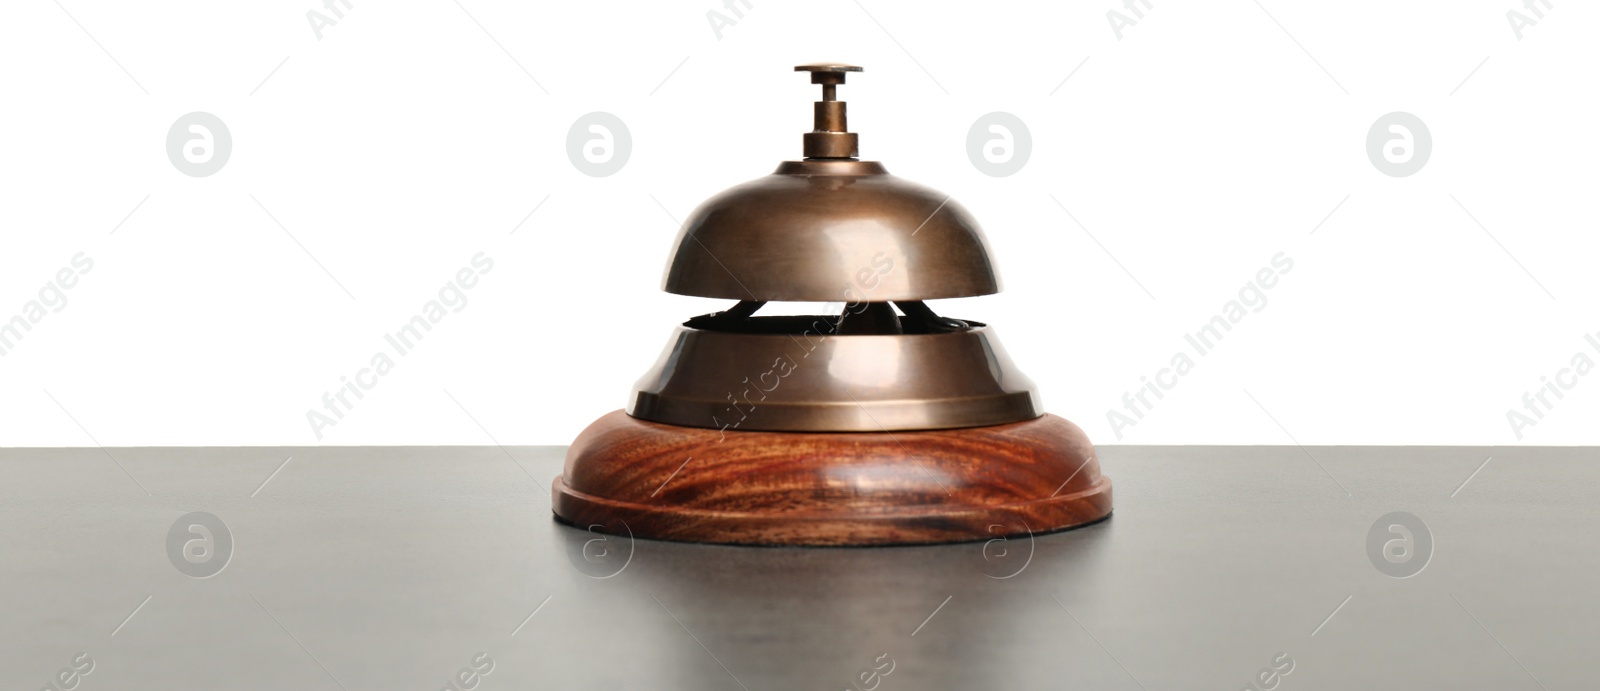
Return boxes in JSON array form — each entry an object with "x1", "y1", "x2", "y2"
[{"x1": 2, "y1": 445, "x2": 1596, "y2": 690}]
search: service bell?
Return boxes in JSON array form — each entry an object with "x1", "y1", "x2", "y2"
[{"x1": 553, "y1": 64, "x2": 1112, "y2": 546}]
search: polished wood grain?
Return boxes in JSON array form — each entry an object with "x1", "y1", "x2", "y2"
[{"x1": 552, "y1": 410, "x2": 1112, "y2": 546}]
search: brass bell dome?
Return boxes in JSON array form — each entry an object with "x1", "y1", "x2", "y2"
[
  {"x1": 662, "y1": 161, "x2": 1001, "y2": 301},
  {"x1": 662, "y1": 65, "x2": 1001, "y2": 302}
]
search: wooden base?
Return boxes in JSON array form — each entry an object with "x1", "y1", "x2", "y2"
[{"x1": 552, "y1": 411, "x2": 1112, "y2": 546}]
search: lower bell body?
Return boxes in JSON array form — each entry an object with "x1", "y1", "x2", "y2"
[{"x1": 551, "y1": 318, "x2": 1112, "y2": 546}]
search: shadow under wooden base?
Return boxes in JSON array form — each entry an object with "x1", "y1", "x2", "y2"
[{"x1": 553, "y1": 410, "x2": 1113, "y2": 546}]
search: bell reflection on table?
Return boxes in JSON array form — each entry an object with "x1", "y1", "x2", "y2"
[{"x1": 550, "y1": 522, "x2": 1119, "y2": 689}]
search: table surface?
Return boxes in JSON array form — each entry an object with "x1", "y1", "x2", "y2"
[{"x1": 2, "y1": 444, "x2": 1596, "y2": 690}]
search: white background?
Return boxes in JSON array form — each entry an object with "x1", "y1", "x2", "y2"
[{"x1": 2, "y1": 0, "x2": 1596, "y2": 447}]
